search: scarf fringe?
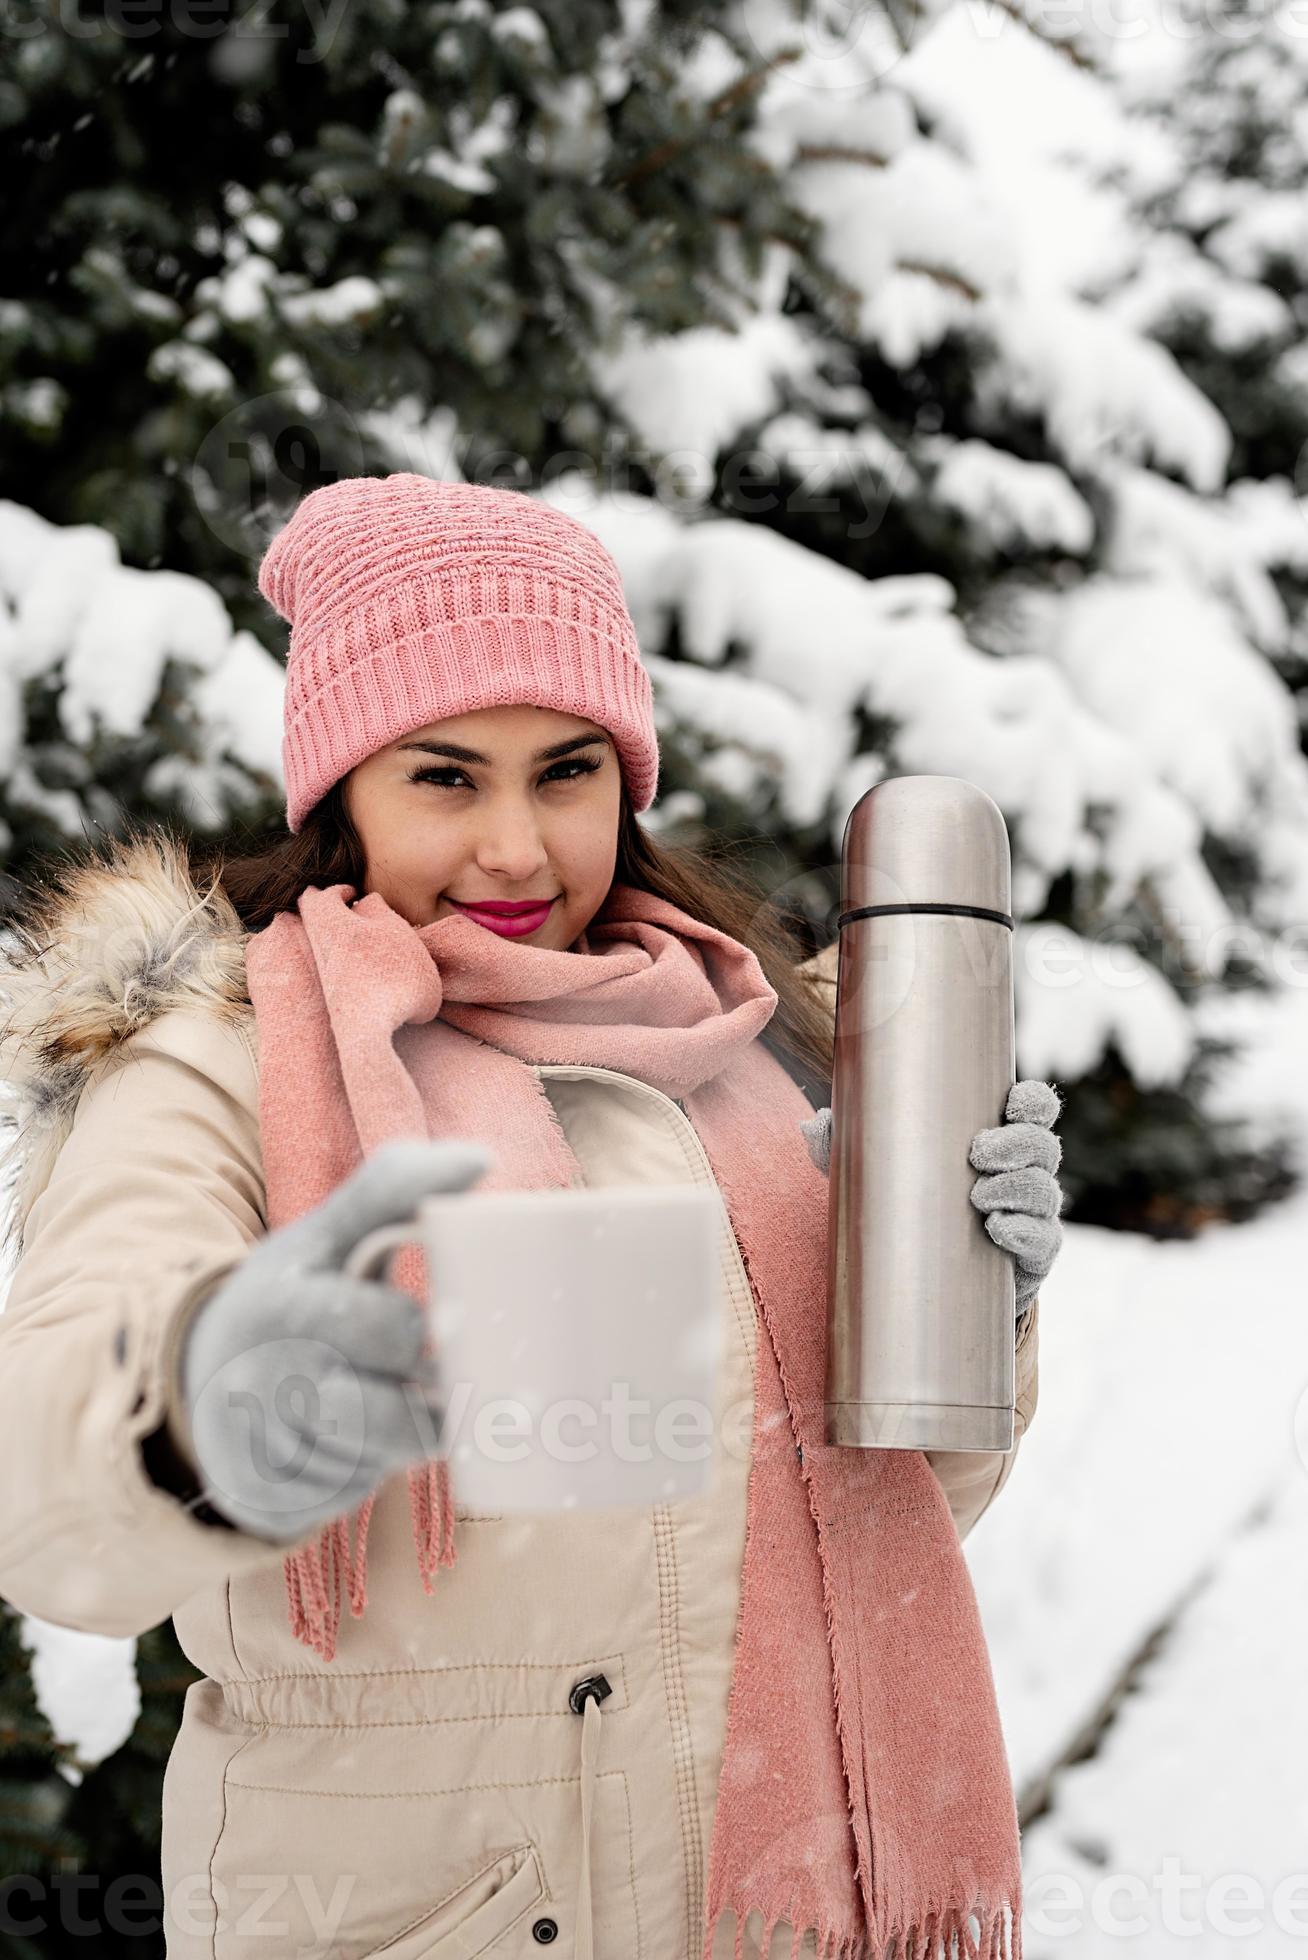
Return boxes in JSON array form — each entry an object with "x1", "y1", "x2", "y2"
[
  {"x1": 705, "y1": 1899, "x2": 1019, "y2": 1960},
  {"x1": 705, "y1": 1900, "x2": 868, "y2": 1960},
  {"x1": 284, "y1": 1458, "x2": 458, "y2": 1662},
  {"x1": 895, "y1": 1901, "x2": 1020, "y2": 1960}
]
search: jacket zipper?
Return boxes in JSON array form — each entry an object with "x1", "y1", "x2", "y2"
[{"x1": 534, "y1": 1060, "x2": 734, "y2": 1960}]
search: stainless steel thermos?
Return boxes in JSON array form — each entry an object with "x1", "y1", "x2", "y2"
[{"x1": 823, "y1": 775, "x2": 1018, "y2": 1454}]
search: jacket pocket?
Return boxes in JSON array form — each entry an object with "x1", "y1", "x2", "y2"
[
  {"x1": 361, "y1": 1843, "x2": 545, "y2": 1960},
  {"x1": 196, "y1": 1757, "x2": 638, "y2": 1959}
]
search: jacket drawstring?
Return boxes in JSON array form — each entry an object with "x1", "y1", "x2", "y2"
[
  {"x1": 577, "y1": 1693, "x2": 600, "y2": 1960},
  {"x1": 569, "y1": 1672, "x2": 612, "y2": 1960}
]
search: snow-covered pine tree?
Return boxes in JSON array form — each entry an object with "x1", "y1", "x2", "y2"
[
  {"x1": 0, "y1": 0, "x2": 819, "y2": 593},
  {"x1": 5, "y1": 10, "x2": 1305, "y2": 1221},
  {"x1": 561, "y1": 0, "x2": 1308, "y2": 1235},
  {"x1": 0, "y1": 0, "x2": 819, "y2": 863},
  {"x1": 1112, "y1": 0, "x2": 1308, "y2": 742}
]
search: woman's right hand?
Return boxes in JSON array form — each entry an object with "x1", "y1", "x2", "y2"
[{"x1": 176, "y1": 1137, "x2": 493, "y2": 1544}]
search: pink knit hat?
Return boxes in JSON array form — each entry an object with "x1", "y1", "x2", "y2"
[{"x1": 257, "y1": 473, "x2": 660, "y2": 833}]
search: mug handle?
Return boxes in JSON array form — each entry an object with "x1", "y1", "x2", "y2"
[{"x1": 344, "y1": 1219, "x2": 422, "y2": 1284}]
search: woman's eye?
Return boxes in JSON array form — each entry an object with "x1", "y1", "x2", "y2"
[{"x1": 408, "y1": 759, "x2": 601, "y2": 790}]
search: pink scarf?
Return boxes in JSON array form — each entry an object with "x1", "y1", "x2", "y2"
[{"x1": 244, "y1": 880, "x2": 1023, "y2": 1960}]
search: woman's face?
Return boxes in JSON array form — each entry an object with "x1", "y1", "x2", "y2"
[{"x1": 342, "y1": 703, "x2": 623, "y2": 950}]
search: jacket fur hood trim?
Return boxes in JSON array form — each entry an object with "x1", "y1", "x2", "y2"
[{"x1": 0, "y1": 829, "x2": 251, "y2": 1262}]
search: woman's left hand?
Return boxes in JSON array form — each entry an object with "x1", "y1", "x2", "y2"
[
  {"x1": 968, "y1": 1080, "x2": 1064, "y2": 1310},
  {"x1": 799, "y1": 1080, "x2": 1066, "y2": 1314}
]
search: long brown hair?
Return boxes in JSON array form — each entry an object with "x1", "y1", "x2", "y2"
[{"x1": 188, "y1": 778, "x2": 835, "y2": 1109}]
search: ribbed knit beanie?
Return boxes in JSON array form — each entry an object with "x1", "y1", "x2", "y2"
[{"x1": 257, "y1": 472, "x2": 660, "y2": 833}]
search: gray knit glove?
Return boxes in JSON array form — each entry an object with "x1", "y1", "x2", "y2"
[
  {"x1": 967, "y1": 1080, "x2": 1064, "y2": 1308},
  {"x1": 177, "y1": 1136, "x2": 493, "y2": 1544},
  {"x1": 800, "y1": 1080, "x2": 1065, "y2": 1312}
]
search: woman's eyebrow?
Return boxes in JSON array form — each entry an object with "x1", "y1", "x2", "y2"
[{"x1": 395, "y1": 734, "x2": 610, "y2": 764}]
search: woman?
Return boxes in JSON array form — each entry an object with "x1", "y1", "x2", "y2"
[{"x1": 0, "y1": 476, "x2": 1059, "y2": 1960}]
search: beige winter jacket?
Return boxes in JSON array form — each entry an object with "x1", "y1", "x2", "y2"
[{"x1": 0, "y1": 837, "x2": 1039, "y2": 1960}]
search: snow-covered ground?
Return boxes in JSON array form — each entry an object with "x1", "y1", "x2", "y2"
[{"x1": 969, "y1": 976, "x2": 1308, "y2": 1955}]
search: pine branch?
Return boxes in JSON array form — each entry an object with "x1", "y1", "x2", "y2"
[
  {"x1": 978, "y1": 0, "x2": 1102, "y2": 73},
  {"x1": 609, "y1": 48, "x2": 803, "y2": 190},
  {"x1": 795, "y1": 144, "x2": 893, "y2": 167}
]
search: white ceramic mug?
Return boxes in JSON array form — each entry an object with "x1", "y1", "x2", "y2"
[{"x1": 345, "y1": 1185, "x2": 724, "y2": 1513}]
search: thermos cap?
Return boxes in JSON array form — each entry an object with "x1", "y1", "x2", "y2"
[{"x1": 839, "y1": 775, "x2": 1011, "y2": 920}]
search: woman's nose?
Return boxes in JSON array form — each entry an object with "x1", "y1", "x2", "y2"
[{"x1": 474, "y1": 815, "x2": 550, "y2": 879}]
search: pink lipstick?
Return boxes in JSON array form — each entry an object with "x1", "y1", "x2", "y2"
[{"x1": 448, "y1": 897, "x2": 557, "y2": 938}]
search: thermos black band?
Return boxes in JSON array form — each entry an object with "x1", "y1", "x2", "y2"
[{"x1": 836, "y1": 902, "x2": 1014, "y2": 930}]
